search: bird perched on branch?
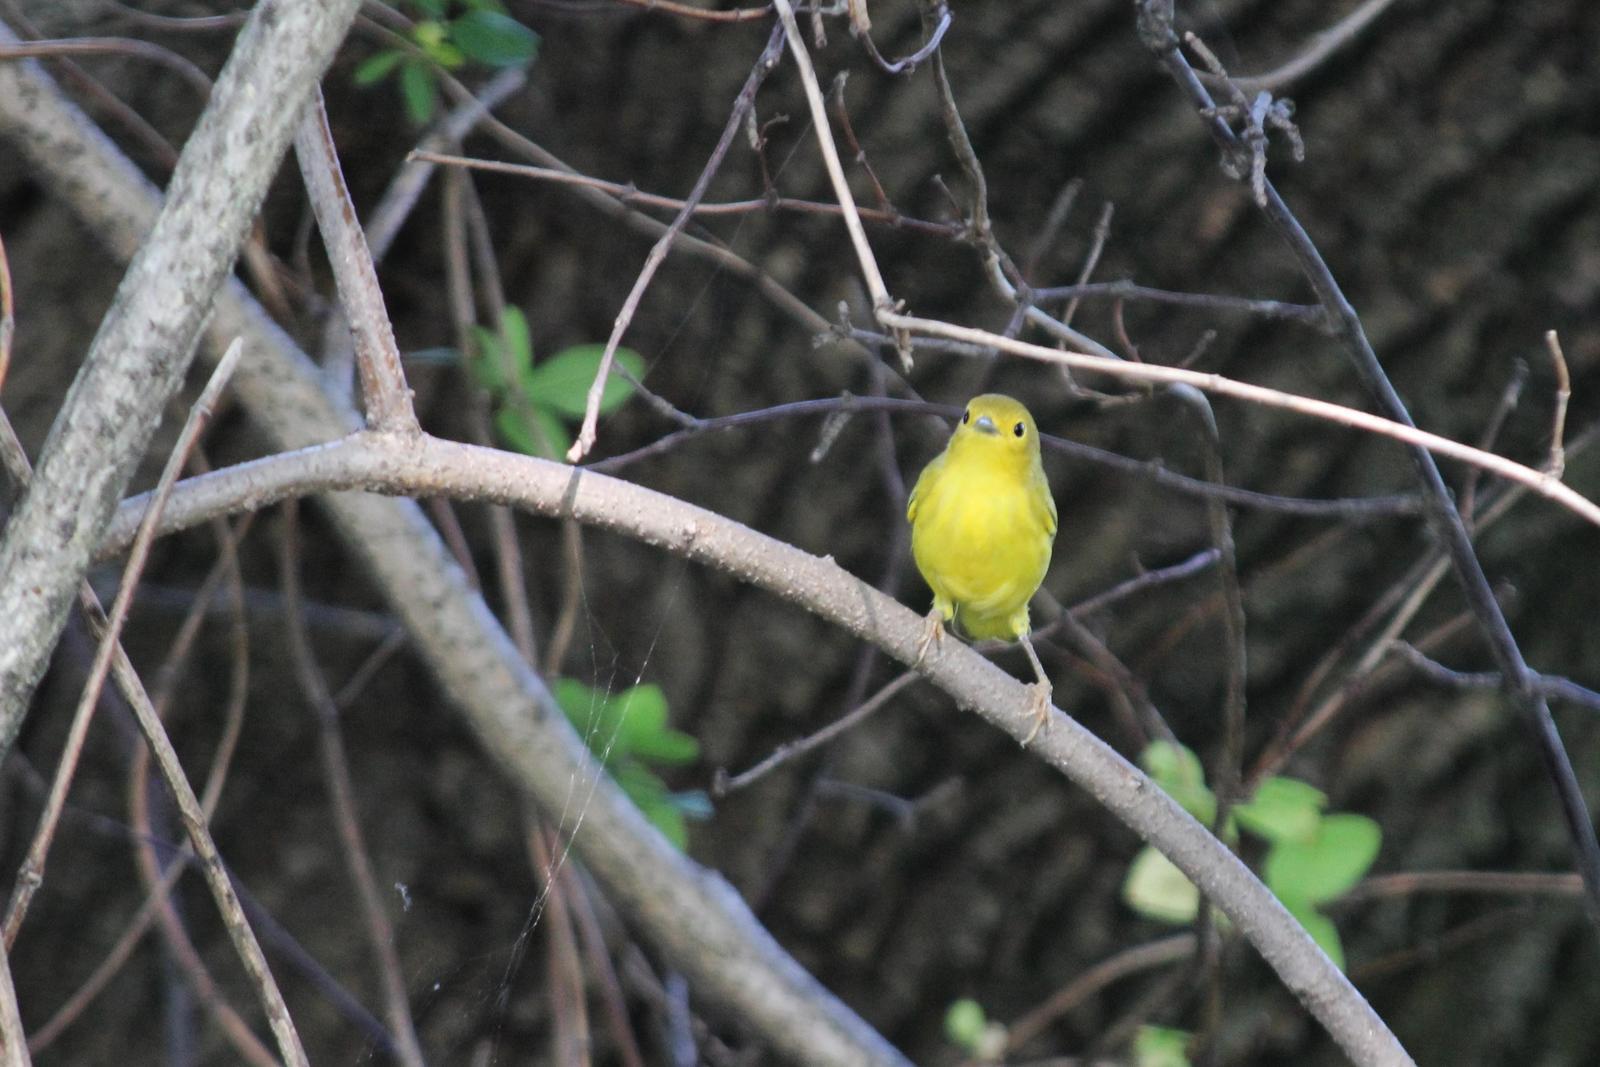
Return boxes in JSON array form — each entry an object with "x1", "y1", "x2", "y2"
[{"x1": 907, "y1": 394, "x2": 1057, "y2": 743}]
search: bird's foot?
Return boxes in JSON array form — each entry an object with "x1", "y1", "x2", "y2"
[
  {"x1": 1022, "y1": 682, "x2": 1053, "y2": 747},
  {"x1": 914, "y1": 612, "x2": 946, "y2": 666}
]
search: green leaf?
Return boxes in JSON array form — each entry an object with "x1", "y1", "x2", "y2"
[
  {"x1": 612, "y1": 685, "x2": 699, "y2": 764},
  {"x1": 1235, "y1": 776, "x2": 1327, "y2": 844},
  {"x1": 1284, "y1": 898, "x2": 1345, "y2": 970},
  {"x1": 409, "y1": 0, "x2": 447, "y2": 16},
  {"x1": 1134, "y1": 1025, "x2": 1193, "y2": 1067},
  {"x1": 1138, "y1": 740, "x2": 1216, "y2": 826},
  {"x1": 944, "y1": 999, "x2": 987, "y2": 1052},
  {"x1": 525, "y1": 345, "x2": 644, "y2": 418},
  {"x1": 353, "y1": 50, "x2": 404, "y2": 86},
  {"x1": 450, "y1": 9, "x2": 541, "y2": 68},
  {"x1": 398, "y1": 58, "x2": 438, "y2": 124},
  {"x1": 1122, "y1": 845, "x2": 1200, "y2": 924},
  {"x1": 613, "y1": 760, "x2": 688, "y2": 849},
  {"x1": 1264, "y1": 813, "x2": 1381, "y2": 905}
]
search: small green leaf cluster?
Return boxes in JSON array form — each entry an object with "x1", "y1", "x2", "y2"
[
  {"x1": 1133, "y1": 1025, "x2": 1194, "y2": 1067},
  {"x1": 552, "y1": 679, "x2": 706, "y2": 849},
  {"x1": 353, "y1": 0, "x2": 540, "y2": 124},
  {"x1": 943, "y1": 998, "x2": 1007, "y2": 1061},
  {"x1": 1121, "y1": 741, "x2": 1381, "y2": 969},
  {"x1": 469, "y1": 307, "x2": 644, "y2": 459}
]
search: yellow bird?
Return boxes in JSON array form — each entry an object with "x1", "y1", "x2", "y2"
[{"x1": 907, "y1": 394, "x2": 1058, "y2": 742}]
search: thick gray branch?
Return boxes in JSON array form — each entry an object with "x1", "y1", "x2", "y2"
[
  {"x1": 103, "y1": 430, "x2": 1412, "y2": 1067},
  {"x1": 0, "y1": 0, "x2": 363, "y2": 751}
]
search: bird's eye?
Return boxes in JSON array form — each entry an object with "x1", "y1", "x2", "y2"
[
  {"x1": 961, "y1": 410, "x2": 970, "y2": 424},
  {"x1": 1013, "y1": 422, "x2": 1026, "y2": 437}
]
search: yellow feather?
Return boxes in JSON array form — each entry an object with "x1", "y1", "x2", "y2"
[{"x1": 907, "y1": 394, "x2": 1056, "y2": 642}]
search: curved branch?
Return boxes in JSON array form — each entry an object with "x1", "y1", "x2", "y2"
[{"x1": 105, "y1": 429, "x2": 1410, "y2": 1067}]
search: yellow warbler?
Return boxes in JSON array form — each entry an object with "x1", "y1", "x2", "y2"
[{"x1": 907, "y1": 394, "x2": 1058, "y2": 741}]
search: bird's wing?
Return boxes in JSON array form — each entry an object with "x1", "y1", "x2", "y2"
[
  {"x1": 907, "y1": 451, "x2": 946, "y2": 524},
  {"x1": 1033, "y1": 463, "x2": 1058, "y2": 539}
]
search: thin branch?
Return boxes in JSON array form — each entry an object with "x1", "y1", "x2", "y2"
[
  {"x1": 1003, "y1": 935, "x2": 1194, "y2": 1054},
  {"x1": 1029, "y1": 280, "x2": 1329, "y2": 328},
  {"x1": 2, "y1": 339, "x2": 241, "y2": 945},
  {"x1": 103, "y1": 430, "x2": 1411, "y2": 1066},
  {"x1": 293, "y1": 85, "x2": 419, "y2": 434},
  {"x1": 280, "y1": 501, "x2": 427, "y2": 1067},
  {"x1": 1390, "y1": 642, "x2": 1600, "y2": 715},
  {"x1": 715, "y1": 672, "x2": 921, "y2": 795},
  {"x1": 566, "y1": 24, "x2": 786, "y2": 462},
  {"x1": 588, "y1": 393, "x2": 1424, "y2": 520},
  {"x1": 1198, "y1": 0, "x2": 1404, "y2": 94},
  {"x1": 855, "y1": 1, "x2": 950, "y2": 75},
  {"x1": 887, "y1": 311, "x2": 1600, "y2": 527},
  {"x1": 0, "y1": 35, "x2": 214, "y2": 100},
  {"x1": 1543, "y1": 330, "x2": 1570, "y2": 478}
]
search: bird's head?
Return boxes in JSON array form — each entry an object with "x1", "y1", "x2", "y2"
[{"x1": 950, "y1": 393, "x2": 1042, "y2": 467}]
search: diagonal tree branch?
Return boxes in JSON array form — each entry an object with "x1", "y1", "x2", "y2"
[
  {"x1": 0, "y1": 0, "x2": 364, "y2": 754},
  {"x1": 101, "y1": 428, "x2": 1415, "y2": 1067}
]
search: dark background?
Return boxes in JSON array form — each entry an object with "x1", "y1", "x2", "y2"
[{"x1": 3, "y1": 0, "x2": 1600, "y2": 1063}]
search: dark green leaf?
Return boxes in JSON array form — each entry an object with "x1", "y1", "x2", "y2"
[
  {"x1": 525, "y1": 345, "x2": 644, "y2": 418},
  {"x1": 450, "y1": 10, "x2": 540, "y2": 68},
  {"x1": 1264, "y1": 813, "x2": 1381, "y2": 905},
  {"x1": 353, "y1": 50, "x2": 404, "y2": 86},
  {"x1": 398, "y1": 59, "x2": 438, "y2": 124},
  {"x1": 410, "y1": 0, "x2": 447, "y2": 17}
]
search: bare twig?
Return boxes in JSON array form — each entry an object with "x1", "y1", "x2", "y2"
[
  {"x1": 879, "y1": 312, "x2": 1600, "y2": 529},
  {"x1": 566, "y1": 24, "x2": 786, "y2": 462},
  {"x1": 280, "y1": 500, "x2": 427, "y2": 1067},
  {"x1": 855, "y1": 1, "x2": 950, "y2": 75},
  {"x1": 1543, "y1": 330, "x2": 1570, "y2": 478},
  {"x1": 3, "y1": 340, "x2": 242, "y2": 945},
  {"x1": 715, "y1": 671, "x2": 921, "y2": 795},
  {"x1": 1029, "y1": 279, "x2": 1328, "y2": 328},
  {"x1": 1390, "y1": 642, "x2": 1600, "y2": 715},
  {"x1": 1003, "y1": 935, "x2": 1194, "y2": 1054},
  {"x1": 1198, "y1": 0, "x2": 1404, "y2": 94},
  {"x1": 293, "y1": 85, "x2": 419, "y2": 434}
]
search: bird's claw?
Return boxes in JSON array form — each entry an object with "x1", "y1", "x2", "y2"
[
  {"x1": 1021, "y1": 682, "x2": 1052, "y2": 746},
  {"x1": 914, "y1": 613, "x2": 946, "y2": 666}
]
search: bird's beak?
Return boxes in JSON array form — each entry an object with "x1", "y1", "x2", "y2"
[{"x1": 973, "y1": 414, "x2": 998, "y2": 435}]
